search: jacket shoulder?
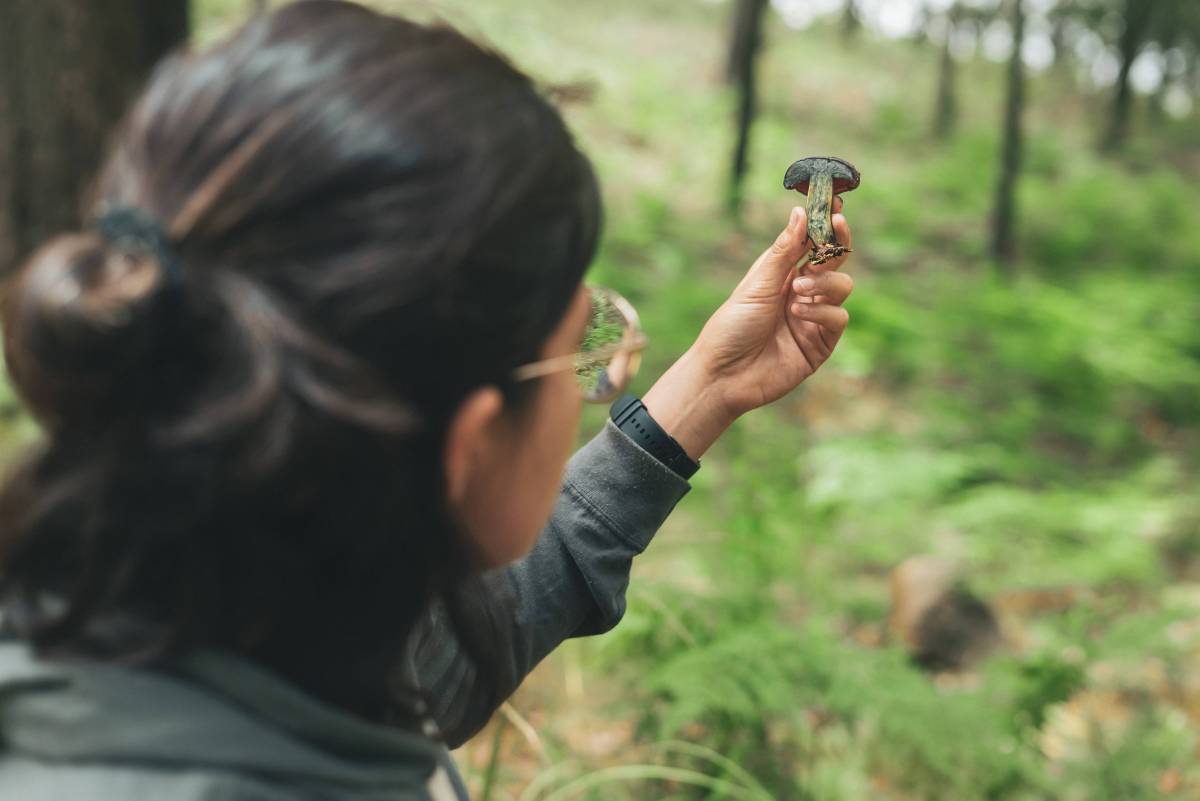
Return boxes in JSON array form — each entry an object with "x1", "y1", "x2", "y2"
[{"x1": 0, "y1": 755, "x2": 442, "y2": 801}]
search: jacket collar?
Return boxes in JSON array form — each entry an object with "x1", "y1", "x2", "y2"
[{"x1": 0, "y1": 640, "x2": 445, "y2": 791}]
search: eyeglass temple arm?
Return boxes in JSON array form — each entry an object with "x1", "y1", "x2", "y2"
[{"x1": 511, "y1": 335, "x2": 648, "y2": 382}]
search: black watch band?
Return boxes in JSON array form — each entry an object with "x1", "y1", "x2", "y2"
[{"x1": 609, "y1": 394, "x2": 700, "y2": 480}]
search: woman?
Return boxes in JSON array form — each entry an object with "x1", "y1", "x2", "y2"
[{"x1": 0, "y1": 2, "x2": 853, "y2": 799}]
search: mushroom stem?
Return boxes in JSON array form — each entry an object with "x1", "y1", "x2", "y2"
[
  {"x1": 805, "y1": 170, "x2": 849, "y2": 265},
  {"x1": 805, "y1": 169, "x2": 836, "y2": 250}
]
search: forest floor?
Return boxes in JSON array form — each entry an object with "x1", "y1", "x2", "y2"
[{"x1": 186, "y1": 1, "x2": 1200, "y2": 799}]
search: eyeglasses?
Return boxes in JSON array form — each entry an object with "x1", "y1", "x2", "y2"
[{"x1": 512, "y1": 286, "x2": 647, "y2": 404}]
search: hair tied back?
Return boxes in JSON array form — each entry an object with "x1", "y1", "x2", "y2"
[
  {"x1": 1, "y1": 207, "x2": 189, "y2": 429},
  {"x1": 94, "y1": 206, "x2": 185, "y2": 292}
]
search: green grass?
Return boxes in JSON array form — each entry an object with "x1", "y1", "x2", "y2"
[{"x1": 150, "y1": 1, "x2": 1200, "y2": 798}]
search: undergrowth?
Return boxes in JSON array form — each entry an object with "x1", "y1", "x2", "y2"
[{"x1": 168, "y1": 1, "x2": 1200, "y2": 799}]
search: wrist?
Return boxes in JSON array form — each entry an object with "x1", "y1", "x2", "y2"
[{"x1": 641, "y1": 348, "x2": 739, "y2": 460}]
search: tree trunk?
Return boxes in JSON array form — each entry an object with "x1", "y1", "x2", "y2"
[
  {"x1": 1149, "y1": 4, "x2": 1187, "y2": 124},
  {"x1": 0, "y1": 0, "x2": 189, "y2": 275},
  {"x1": 1100, "y1": 0, "x2": 1154, "y2": 152},
  {"x1": 726, "y1": 0, "x2": 769, "y2": 217},
  {"x1": 842, "y1": 0, "x2": 861, "y2": 42},
  {"x1": 1148, "y1": 45, "x2": 1174, "y2": 125},
  {"x1": 911, "y1": 2, "x2": 932, "y2": 47},
  {"x1": 1190, "y1": 50, "x2": 1200, "y2": 111},
  {"x1": 932, "y1": 5, "x2": 960, "y2": 139},
  {"x1": 990, "y1": 0, "x2": 1025, "y2": 266}
]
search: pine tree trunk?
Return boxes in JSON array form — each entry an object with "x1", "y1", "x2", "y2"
[
  {"x1": 990, "y1": 0, "x2": 1026, "y2": 266},
  {"x1": 1100, "y1": 0, "x2": 1154, "y2": 152},
  {"x1": 842, "y1": 0, "x2": 861, "y2": 42},
  {"x1": 0, "y1": 0, "x2": 189, "y2": 275},
  {"x1": 1051, "y1": 14, "x2": 1067, "y2": 68},
  {"x1": 1190, "y1": 52, "x2": 1200, "y2": 114},
  {"x1": 932, "y1": 6, "x2": 960, "y2": 140},
  {"x1": 1148, "y1": 18, "x2": 1179, "y2": 125},
  {"x1": 727, "y1": 0, "x2": 769, "y2": 216},
  {"x1": 911, "y1": 2, "x2": 931, "y2": 47}
]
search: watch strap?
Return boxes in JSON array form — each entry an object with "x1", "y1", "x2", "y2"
[{"x1": 609, "y1": 394, "x2": 700, "y2": 480}]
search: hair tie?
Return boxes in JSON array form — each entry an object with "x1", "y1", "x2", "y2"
[{"x1": 94, "y1": 206, "x2": 185, "y2": 289}]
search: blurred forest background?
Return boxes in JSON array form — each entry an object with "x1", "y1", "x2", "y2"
[{"x1": 1, "y1": 0, "x2": 1199, "y2": 799}]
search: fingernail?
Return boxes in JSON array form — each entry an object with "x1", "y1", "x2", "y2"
[
  {"x1": 794, "y1": 277, "x2": 816, "y2": 292},
  {"x1": 789, "y1": 207, "x2": 802, "y2": 228},
  {"x1": 791, "y1": 303, "x2": 804, "y2": 316}
]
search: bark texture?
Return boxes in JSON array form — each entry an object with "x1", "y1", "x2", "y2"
[{"x1": 0, "y1": 0, "x2": 189, "y2": 274}]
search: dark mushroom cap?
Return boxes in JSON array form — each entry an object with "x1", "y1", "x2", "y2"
[{"x1": 783, "y1": 156, "x2": 861, "y2": 196}]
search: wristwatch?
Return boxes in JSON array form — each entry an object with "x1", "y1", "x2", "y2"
[{"x1": 609, "y1": 394, "x2": 701, "y2": 480}]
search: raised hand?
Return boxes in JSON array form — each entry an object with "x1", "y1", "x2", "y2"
[{"x1": 643, "y1": 204, "x2": 854, "y2": 460}]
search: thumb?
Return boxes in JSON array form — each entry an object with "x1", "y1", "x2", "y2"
[{"x1": 737, "y1": 206, "x2": 810, "y2": 299}]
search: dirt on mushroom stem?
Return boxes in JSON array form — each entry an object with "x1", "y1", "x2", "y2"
[{"x1": 804, "y1": 169, "x2": 845, "y2": 265}]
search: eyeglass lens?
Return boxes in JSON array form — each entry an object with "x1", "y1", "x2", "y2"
[{"x1": 577, "y1": 289, "x2": 642, "y2": 403}]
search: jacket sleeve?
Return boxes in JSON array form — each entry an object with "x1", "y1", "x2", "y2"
[{"x1": 411, "y1": 420, "x2": 691, "y2": 747}]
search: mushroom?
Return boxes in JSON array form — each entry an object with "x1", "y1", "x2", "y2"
[{"x1": 783, "y1": 156, "x2": 861, "y2": 265}]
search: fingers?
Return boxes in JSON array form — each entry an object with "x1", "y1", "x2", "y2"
[
  {"x1": 833, "y1": 212, "x2": 851, "y2": 251},
  {"x1": 788, "y1": 301, "x2": 849, "y2": 336},
  {"x1": 741, "y1": 207, "x2": 810, "y2": 296},
  {"x1": 792, "y1": 271, "x2": 854, "y2": 305},
  {"x1": 766, "y1": 205, "x2": 810, "y2": 267},
  {"x1": 785, "y1": 204, "x2": 853, "y2": 365}
]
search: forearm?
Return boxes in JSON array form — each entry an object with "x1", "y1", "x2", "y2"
[
  {"x1": 642, "y1": 347, "x2": 738, "y2": 461},
  {"x1": 415, "y1": 421, "x2": 690, "y2": 746}
]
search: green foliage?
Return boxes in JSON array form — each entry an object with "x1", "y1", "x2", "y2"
[
  {"x1": 577, "y1": 5, "x2": 1199, "y2": 794},
  {"x1": 180, "y1": 2, "x2": 1200, "y2": 800},
  {"x1": 610, "y1": 608, "x2": 1047, "y2": 800},
  {"x1": 1008, "y1": 653, "x2": 1087, "y2": 731}
]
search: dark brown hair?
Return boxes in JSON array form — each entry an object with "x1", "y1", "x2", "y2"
[{"x1": 0, "y1": 0, "x2": 600, "y2": 726}]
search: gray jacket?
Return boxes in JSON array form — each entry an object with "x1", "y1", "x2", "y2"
[{"x1": 0, "y1": 421, "x2": 690, "y2": 800}]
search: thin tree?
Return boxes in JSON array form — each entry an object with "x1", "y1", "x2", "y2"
[
  {"x1": 1149, "y1": 32, "x2": 1178, "y2": 123},
  {"x1": 933, "y1": 3, "x2": 962, "y2": 139},
  {"x1": 1147, "y1": 1, "x2": 1200, "y2": 121},
  {"x1": 1050, "y1": 10, "x2": 1067, "y2": 66},
  {"x1": 1190, "y1": 47, "x2": 1200, "y2": 110},
  {"x1": 842, "y1": 0, "x2": 862, "y2": 42},
  {"x1": 1048, "y1": 0, "x2": 1078, "y2": 74},
  {"x1": 0, "y1": 0, "x2": 188, "y2": 274},
  {"x1": 990, "y1": 0, "x2": 1027, "y2": 266},
  {"x1": 1100, "y1": 0, "x2": 1156, "y2": 152},
  {"x1": 726, "y1": 0, "x2": 770, "y2": 217},
  {"x1": 911, "y1": 2, "x2": 933, "y2": 46}
]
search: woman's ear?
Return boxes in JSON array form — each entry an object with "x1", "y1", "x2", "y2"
[{"x1": 443, "y1": 386, "x2": 505, "y2": 505}]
